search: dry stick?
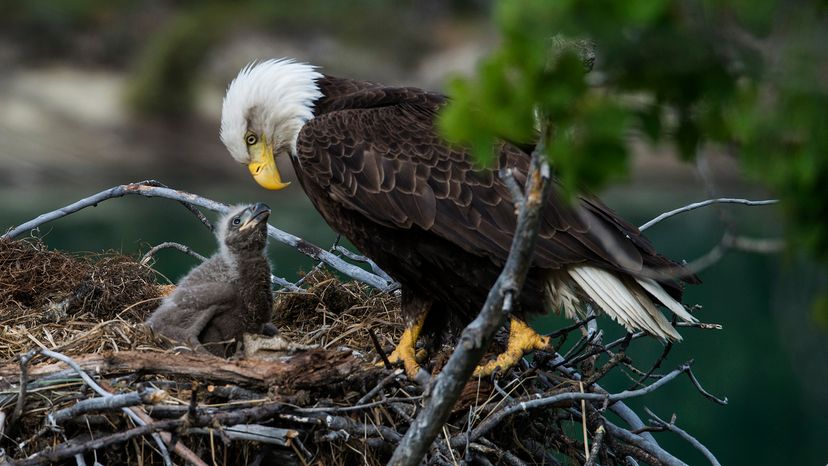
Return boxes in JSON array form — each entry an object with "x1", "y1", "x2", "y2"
[
  {"x1": 48, "y1": 387, "x2": 167, "y2": 424},
  {"x1": 334, "y1": 245, "x2": 395, "y2": 283},
  {"x1": 9, "y1": 351, "x2": 35, "y2": 432},
  {"x1": 140, "y1": 241, "x2": 208, "y2": 265},
  {"x1": 639, "y1": 198, "x2": 778, "y2": 231},
  {"x1": 34, "y1": 349, "x2": 192, "y2": 466},
  {"x1": 645, "y1": 408, "x2": 721, "y2": 466},
  {"x1": 389, "y1": 132, "x2": 552, "y2": 466},
  {"x1": 357, "y1": 369, "x2": 404, "y2": 405},
  {"x1": 11, "y1": 418, "x2": 182, "y2": 466},
  {"x1": 12, "y1": 402, "x2": 290, "y2": 466},
  {"x1": 628, "y1": 342, "x2": 673, "y2": 390},
  {"x1": 450, "y1": 363, "x2": 692, "y2": 449},
  {"x1": 572, "y1": 198, "x2": 783, "y2": 283},
  {"x1": 583, "y1": 425, "x2": 606, "y2": 466},
  {"x1": 186, "y1": 425, "x2": 298, "y2": 447},
  {"x1": 1, "y1": 182, "x2": 396, "y2": 291},
  {"x1": 137, "y1": 179, "x2": 215, "y2": 232},
  {"x1": 604, "y1": 419, "x2": 687, "y2": 466}
]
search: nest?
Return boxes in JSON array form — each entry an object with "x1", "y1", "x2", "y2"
[{"x1": 0, "y1": 238, "x2": 708, "y2": 466}]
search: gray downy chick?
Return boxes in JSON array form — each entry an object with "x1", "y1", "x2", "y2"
[{"x1": 146, "y1": 203, "x2": 275, "y2": 357}]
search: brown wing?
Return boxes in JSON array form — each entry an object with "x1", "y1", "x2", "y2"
[{"x1": 297, "y1": 85, "x2": 694, "y2": 290}]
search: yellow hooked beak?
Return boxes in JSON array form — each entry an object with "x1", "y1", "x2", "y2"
[{"x1": 247, "y1": 137, "x2": 291, "y2": 190}]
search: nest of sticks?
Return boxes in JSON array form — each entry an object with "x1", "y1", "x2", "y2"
[{"x1": 0, "y1": 238, "x2": 719, "y2": 466}]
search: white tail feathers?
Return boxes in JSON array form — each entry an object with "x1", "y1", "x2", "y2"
[
  {"x1": 635, "y1": 277, "x2": 698, "y2": 323},
  {"x1": 562, "y1": 266, "x2": 694, "y2": 341}
]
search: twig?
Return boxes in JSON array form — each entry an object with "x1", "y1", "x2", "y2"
[
  {"x1": 629, "y1": 342, "x2": 672, "y2": 390},
  {"x1": 186, "y1": 425, "x2": 298, "y2": 447},
  {"x1": 34, "y1": 349, "x2": 188, "y2": 466},
  {"x1": 639, "y1": 198, "x2": 778, "y2": 231},
  {"x1": 603, "y1": 419, "x2": 687, "y2": 466},
  {"x1": 583, "y1": 424, "x2": 605, "y2": 466},
  {"x1": 367, "y1": 328, "x2": 393, "y2": 371},
  {"x1": 547, "y1": 353, "x2": 659, "y2": 446},
  {"x1": 9, "y1": 351, "x2": 35, "y2": 432},
  {"x1": 498, "y1": 168, "x2": 525, "y2": 207},
  {"x1": 2, "y1": 181, "x2": 396, "y2": 291},
  {"x1": 450, "y1": 362, "x2": 692, "y2": 448},
  {"x1": 48, "y1": 387, "x2": 167, "y2": 424},
  {"x1": 15, "y1": 401, "x2": 296, "y2": 466},
  {"x1": 579, "y1": 382, "x2": 589, "y2": 461},
  {"x1": 390, "y1": 128, "x2": 552, "y2": 466},
  {"x1": 356, "y1": 369, "x2": 403, "y2": 405},
  {"x1": 137, "y1": 179, "x2": 215, "y2": 232},
  {"x1": 645, "y1": 408, "x2": 721, "y2": 466},
  {"x1": 140, "y1": 242, "x2": 208, "y2": 265},
  {"x1": 333, "y1": 245, "x2": 395, "y2": 283},
  {"x1": 685, "y1": 368, "x2": 728, "y2": 405}
]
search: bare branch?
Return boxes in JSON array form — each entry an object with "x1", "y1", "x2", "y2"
[
  {"x1": 645, "y1": 408, "x2": 721, "y2": 466},
  {"x1": 639, "y1": 198, "x2": 778, "y2": 231},
  {"x1": 498, "y1": 167, "x2": 525, "y2": 207},
  {"x1": 603, "y1": 419, "x2": 688, "y2": 466},
  {"x1": 583, "y1": 424, "x2": 606, "y2": 466},
  {"x1": 140, "y1": 241, "x2": 208, "y2": 265},
  {"x1": 48, "y1": 387, "x2": 167, "y2": 425},
  {"x1": 8, "y1": 350, "x2": 35, "y2": 433},
  {"x1": 449, "y1": 363, "x2": 692, "y2": 448},
  {"x1": 187, "y1": 424, "x2": 298, "y2": 447},
  {"x1": 2, "y1": 181, "x2": 396, "y2": 291},
  {"x1": 333, "y1": 245, "x2": 395, "y2": 283},
  {"x1": 685, "y1": 367, "x2": 728, "y2": 405}
]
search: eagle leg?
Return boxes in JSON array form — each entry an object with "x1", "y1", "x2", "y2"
[
  {"x1": 382, "y1": 309, "x2": 428, "y2": 380},
  {"x1": 473, "y1": 318, "x2": 551, "y2": 377}
]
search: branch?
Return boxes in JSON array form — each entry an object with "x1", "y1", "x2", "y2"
[
  {"x1": 140, "y1": 242, "x2": 208, "y2": 265},
  {"x1": 449, "y1": 363, "x2": 692, "y2": 448},
  {"x1": 2, "y1": 181, "x2": 396, "y2": 291},
  {"x1": 11, "y1": 402, "x2": 293, "y2": 466},
  {"x1": 603, "y1": 419, "x2": 688, "y2": 466},
  {"x1": 639, "y1": 198, "x2": 778, "y2": 231},
  {"x1": 389, "y1": 131, "x2": 552, "y2": 466},
  {"x1": 583, "y1": 425, "x2": 605, "y2": 466},
  {"x1": 48, "y1": 387, "x2": 167, "y2": 425},
  {"x1": 644, "y1": 408, "x2": 721, "y2": 466},
  {"x1": 333, "y1": 245, "x2": 395, "y2": 283},
  {"x1": 34, "y1": 349, "x2": 180, "y2": 466},
  {"x1": 186, "y1": 424, "x2": 298, "y2": 447},
  {"x1": 0, "y1": 349, "x2": 370, "y2": 391}
]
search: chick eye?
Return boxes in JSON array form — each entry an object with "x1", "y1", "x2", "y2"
[
  {"x1": 232, "y1": 218, "x2": 241, "y2": 225},
  {"x1": 245, "y1": 134, "x2": 258, "y2": 146}
]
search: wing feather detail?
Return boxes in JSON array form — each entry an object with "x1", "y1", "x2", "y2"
[
  {"x1": 568, "y1": 266, "x2": 682, "y2": 341},
  {"x1": 298, "y1": 77, "x2": 698, "y2": 297}
]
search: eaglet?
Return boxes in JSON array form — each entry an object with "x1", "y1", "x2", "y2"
[{"x1": 146, "y1": 203, "x2": 276, "y2": 357}]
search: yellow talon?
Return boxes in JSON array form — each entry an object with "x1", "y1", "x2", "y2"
[
  {"x1": 474, "y1": 318, "x2": 551, "y2": 377},
  {"x1": 378, "y1": 313, "x2": 427, "y2": 379}
]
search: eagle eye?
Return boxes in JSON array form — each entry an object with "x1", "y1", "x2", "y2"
[
  {"x1": 232, "y1": 218, "x2": 241, "y2": 225},
  {"x1": 246, "y1": 134, "x2": 258, "y2": 146}
]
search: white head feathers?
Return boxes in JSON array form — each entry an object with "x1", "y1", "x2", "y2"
[{"x1": 220, "y1": 59, "x2": 323, "y2": 163}]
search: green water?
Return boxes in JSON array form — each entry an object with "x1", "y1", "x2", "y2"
[{"x1": 2, "y1": 183, "x2": 826, "y2": 465}]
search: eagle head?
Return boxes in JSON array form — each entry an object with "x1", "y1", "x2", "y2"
[
  {"x1": 217, "y1": 203, "x2": 271, "y2": 258},
  {"x1": 220, "y1": 59, "x2": 323, "y2": 190}
]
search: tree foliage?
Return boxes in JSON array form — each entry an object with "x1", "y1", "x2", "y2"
[{"x1": 439, "y1": 0, "x2": 828, "y2": 267}]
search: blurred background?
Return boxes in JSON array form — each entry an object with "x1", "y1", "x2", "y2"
[{"x1": 0, "y1": 1, "x2": 825, "y2": 464}]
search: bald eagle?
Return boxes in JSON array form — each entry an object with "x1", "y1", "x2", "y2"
[{"x1": 219, "y1": 59, "x2": 699, "y2": 378}]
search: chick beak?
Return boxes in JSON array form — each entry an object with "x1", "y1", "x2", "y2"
[
  {"x1": 238, "y1": 203, "x2": 271, "y2": 231},
  {"x1": 248, "y1": 141, "x2": 291, "y2": 191}
]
